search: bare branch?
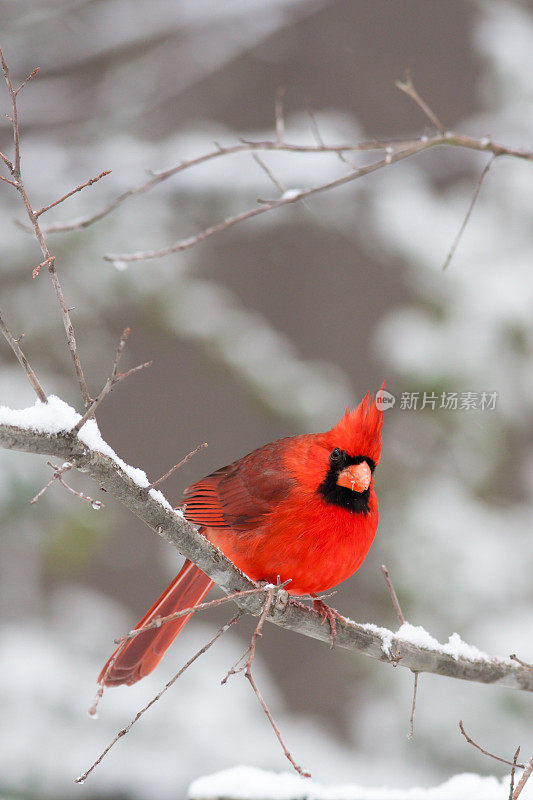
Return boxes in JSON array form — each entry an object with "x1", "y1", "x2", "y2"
[
  {"x1": 251, "y1": 152, "x2": 286, "y2": 194},
  {"x1": 0, "y1": 174, "x2": 17, "y2": 187},
  {"x1": 29, "y1": 132, "x2": 533, "y2": 239},
  {"x1": 458, "y1": 721, "x2": 525, "y2": 769},
  {"x1": 275, "y1": 87, "x2": 286, "y2": 145},
  {"x1": 1, "y1": 418, "x2": 533, "y2": 694},
  {"x1": 0, "y1": 149, "x2": 13, "y2": 171},
  {"x1": 30, "y1": 460, "x2": 72, "y2": 503},
  {"x1": 14, "y1": 66, "x2": 39, "y2": 96},
  {"x1": 76, "y1": 612, "x2": 242, "y2": 784},
  {"x1": 510, "y1": 654, "x2": 533, "y2": 670},
  {"x1": 306, "y1": 98, "x2": 355, "y2": 169},
  {"x1": 0, "y1": 43, "x2": 91, "y2": 407},
  {"x1": 0, "y1": 308, "x2": 47, "y2": 402},
  {"x1": 510, "y1": 747, "x2": 521, "y2": 800},
  {"x1": 407, "y1": 672, "x2": 419, "y2": 741},
  {"x1": 396, "y1": 70, "x2": 445, "y2": 134},
  {"x1": 442, "y1": 155, "x2": 497, "y2": 270},
  {"x1": 513, "y1": 755, "x2": 533, "y2": 800},
  {"x1": 32, "y1": 255, "x2": 54, "y2": 279},
  {"x1": 35, "y1": 170, "x2": 111, "y2": 217},
  {"x1": 71, "y1": 328, "x2": 151, "y2": 434},
  {"x1": 30, "y1": 459, "x2": 103, "y2": 508},
  {"x1": 114, "y1": 585, "x2": 273, "y2": 644},
  {"x1": 240, "y1": 586, "x2": 310, "y2": 778},
  {"x1": 103, "y1": 138, "x2": 439, "y2": 264},
  {"x1": 381, "y1": 564, "x2": 405, "y2": 626},
  {"x1": 146, "y1": 441, "x2": 208, "y2": 490},
  {"x1": 381, "y1": 565, "x2": 420, "y2": 739}
]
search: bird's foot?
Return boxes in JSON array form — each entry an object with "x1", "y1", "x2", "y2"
[{"x1": 311, "y1": 596, "x2": 347, "y2": 649}]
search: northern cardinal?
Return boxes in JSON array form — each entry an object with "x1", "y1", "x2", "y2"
[{"x1": 99, "y1": 389, "x2": 383, "y2": 687}]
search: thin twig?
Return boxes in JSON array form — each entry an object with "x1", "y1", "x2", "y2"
[
  {"x1": 396, "y1": 69, "x2": 445, "y2": 134},
  {"x1": 32, "y1": 255, "x2": 54, "y2": 279},
  {"x1": 0, "y1": 308, "x2": 47, "y2": 402},
  {"x1": 35, "y1": 170, "x2": 111, "y2": 217},
  {"x1": 70, "y1": 327, "x2": 151, "y2": 434},
  {"x1": 76, "y1": 612, "x2": 242, "y2": 784},
  {"x1": 0, "y1": 174, "x2": 17, "y2": 187},
  {"x1": 407, "y1": 672, "x2": 418, "y2": 741},
  {"x1": 458, "y1": 721, "x2": 525, "y2": 769},
  {"x1": 381, "y1": 564, "x2": 405, "y2": 625},
  {"x1": 252, "y1": 152, "x2": 286, "y2": 194},
  {"x1": 275, "y1": 87, "x2": 285, "y2": 145},
  {"x1": 146, "y1": 442, "x2": 208, "y2": 490},
  {"x1": 31, "y1": 133, "x2": 533, "y2": 239},
  {"x1": 31, "y1": 460, "x2": 103, "y2": 508},
  {"x1": 381, "y1": 565, "x2": 421, "y2": 739},
  {"x1": 221, "y1": 644, "x2": 251, "y2": 684},
  {"x1": 442, "y1": 155, "x2": 497, "y2": 270},
  {"x1": 509, "y1": 747, "x2": 521, "y2": 800},
  {"x1": 104, "y1": 138, "x2": 439, "y2": 264},
  {"x1": 306, "y1": 97, "x2": 354, "y2": 169},
  {"x1": 29, "y1": 138, "x2": 405, "y2": 235},
  {"x1": 114, "y1": 586, "x2": 270, "y2": 644},
  {"x1": 0, "y1": 44, "x2": 91, "y2": 407},
  {"x1": 14, "y1": 66, "x2": 39, "y2": 96},
  {"x1": 513, "y1": 755, "x2": 533, "y2": 800},
  {"x1": 510, "y1": 654, "x2": 533, "y2": 670},
  {"x1": 243, "y1": 586, "x2": 310, "y2": 778},
  {"x1": 30, "y1": 460, "x2": 72, "y2": 503},
  {"x1": 54, "y1": 469, "x2": 103, "y2": 509}
]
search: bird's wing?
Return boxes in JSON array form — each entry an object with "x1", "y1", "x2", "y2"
[{"x1": 181, "y1": 439, "x2": 295, "y2": 531}]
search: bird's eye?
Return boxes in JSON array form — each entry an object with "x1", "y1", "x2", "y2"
[{"x1": 330, "y1": 448, "x2": 343, "y2": 465}]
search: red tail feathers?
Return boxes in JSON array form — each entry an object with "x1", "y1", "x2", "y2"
[{"x1": 98, "y1": 560, "x2": 213, "y2": 687}]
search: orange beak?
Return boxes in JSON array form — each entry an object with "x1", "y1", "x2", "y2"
[{"x1": 336, "y1": 461, "x2": 372, "y2": 493}]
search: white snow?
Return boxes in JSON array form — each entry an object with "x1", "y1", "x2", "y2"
[
  {"x1": 188, "y1": 766, "x2": 531, "y2": 800},
  {"x1": 281, "y1": 188, "x2": 302, "y2": 200},
  {"x1": 355, "y1": 621, "x2": 492, "y2": 664},
  {"x1": 395, "y1": 623, "x2": 491, "y2": 663},
  {"x1": 0, "y1": 395, "x2": 173, "y2": 511}
]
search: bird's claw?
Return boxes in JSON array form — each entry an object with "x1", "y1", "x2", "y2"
[{"x1": 312, "y1": 597, "x2": 347, "y2": 649}]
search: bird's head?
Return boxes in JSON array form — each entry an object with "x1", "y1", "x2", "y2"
[{"x1": 316, "y1": 387, "x2": 383, "y2": 514}]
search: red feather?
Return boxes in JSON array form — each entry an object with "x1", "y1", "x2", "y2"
[{"x1": 99, "y1": 389, "x2": 383, "y2": 686}]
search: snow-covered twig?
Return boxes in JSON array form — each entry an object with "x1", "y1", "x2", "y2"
[{"x1": 0, "y1": 401, "x2": 532, "y2": 695}]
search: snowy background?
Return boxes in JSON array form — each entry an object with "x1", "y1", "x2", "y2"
[{"x1": 0, "y1": 1, "x2": 532, "y2": 798}]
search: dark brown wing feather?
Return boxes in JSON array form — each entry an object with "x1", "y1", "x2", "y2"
[{"x1": 182, "y1": 438, "x2": 295, "y2": 531}]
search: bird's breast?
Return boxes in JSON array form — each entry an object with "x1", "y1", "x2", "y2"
[{"x1": 203, "y1": 490, "x2": 378, "y2": 596}]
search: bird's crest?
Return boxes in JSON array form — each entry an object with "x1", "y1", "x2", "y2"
[{"x1": 326, "y1": 384, "x2": 384, "y2": 464}]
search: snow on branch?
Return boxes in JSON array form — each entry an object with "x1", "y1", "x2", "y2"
[{"x1": 0, "y1": 396, "x2": 532, "y2": 695}]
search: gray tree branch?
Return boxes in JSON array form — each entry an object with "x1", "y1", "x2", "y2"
[{"x1": 1, "y1": 419, "x2": 532, "y2": 694}]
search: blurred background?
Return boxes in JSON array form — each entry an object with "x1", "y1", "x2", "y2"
[{"x1": 0, "y1": 0, "x2": 532, "y2": 797}]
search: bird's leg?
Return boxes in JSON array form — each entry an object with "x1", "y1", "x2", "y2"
[{"x1": 311, "y1": 595, "x2": 347, "y2": 649}]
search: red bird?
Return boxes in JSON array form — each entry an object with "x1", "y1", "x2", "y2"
[{"x1": 99, "y1": 390, "x2": 383, "y2": 687}]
